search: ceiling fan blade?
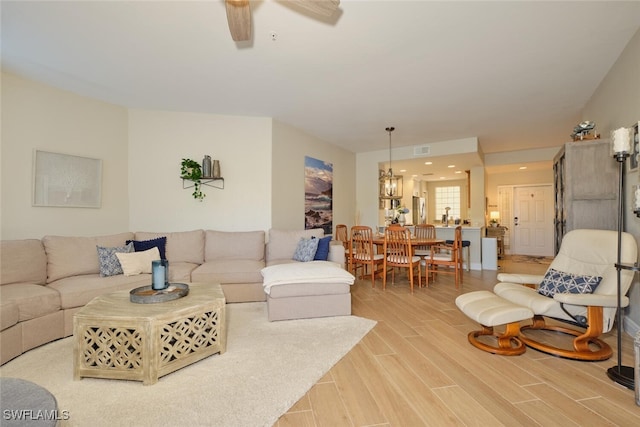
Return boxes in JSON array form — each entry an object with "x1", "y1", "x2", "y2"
[
  {"x1": 225, "y1": 0, "x2": 252, "y2": 42},
  {"x1": 291, "y1": 0, "x2": 340, "y2": 17}
]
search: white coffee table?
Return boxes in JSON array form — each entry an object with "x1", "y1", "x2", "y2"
[{"x1": 73, "y1": 282, "x2": 226, "y2": 385}]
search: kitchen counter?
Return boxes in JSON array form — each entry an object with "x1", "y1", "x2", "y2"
[{"x1": 433, "y1": 226, "x2": 484, "y2": 270}]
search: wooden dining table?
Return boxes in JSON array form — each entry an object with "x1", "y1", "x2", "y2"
[{"x1": 371, "y1": 236, "x2": 445, "y2": 248}]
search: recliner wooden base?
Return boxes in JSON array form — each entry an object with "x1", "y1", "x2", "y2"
[
  {"x1": 468, "y1": 322, "x2": 527, "y2": 356},
  {"x1": 456, "y1": 291, "x2": 533, "y2": 356},
  {"x1": 518, "y1": 312, "x2": 612, "y2": 361}
]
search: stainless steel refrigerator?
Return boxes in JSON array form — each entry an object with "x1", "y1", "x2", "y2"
[{"x1": 412, "y1": 197, "x2": 426, "y2": 225}]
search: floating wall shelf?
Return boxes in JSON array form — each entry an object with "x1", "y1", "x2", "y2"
[{"x1": 182, "y1": 177, "x2": 225, "y2": 190}]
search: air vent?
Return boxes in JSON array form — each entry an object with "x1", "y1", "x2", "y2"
[
  {"x1": 422, "y1": 173, "x2": 434, "y2": 176},
  {"x1": 413, "y1": 145, "x2": 431, "y2": 156}
]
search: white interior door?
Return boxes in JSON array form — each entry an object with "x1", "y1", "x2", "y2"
[{"x1": 512, "y1": 185, "x2": 554, "y2": 256}]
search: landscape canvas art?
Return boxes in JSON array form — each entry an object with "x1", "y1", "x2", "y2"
[{"x1": 304, "y1": 156, "x2": 333, "y2": 234}]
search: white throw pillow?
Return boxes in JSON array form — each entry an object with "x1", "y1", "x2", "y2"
[{"x1": 115, "y1": 247, "x2": 160, "y2": 276}]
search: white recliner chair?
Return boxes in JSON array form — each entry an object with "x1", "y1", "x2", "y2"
[{"x1": 494, "y1": 229, "x2": 637, "y2": 361}]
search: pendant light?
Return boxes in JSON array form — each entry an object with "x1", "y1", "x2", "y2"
[{"x1": 379, "y1": 126, "x2": 403, "y2": 199}]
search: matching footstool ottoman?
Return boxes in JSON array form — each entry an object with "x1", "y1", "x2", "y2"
[
  {"x1": 261, "y1": 261, "x2": 355, "y2": 321},
  {"x1": 455, "y1": 290, "x2": 533, "y2": 355}
]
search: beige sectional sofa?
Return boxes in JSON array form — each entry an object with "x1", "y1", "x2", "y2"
[{"x1": 0, "y1": 228, "x2": 344, "y2": 365}]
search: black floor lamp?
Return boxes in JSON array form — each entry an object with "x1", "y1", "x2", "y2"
[{"x1": 607, "y1": 127, "x2": 636, "y2": 390}]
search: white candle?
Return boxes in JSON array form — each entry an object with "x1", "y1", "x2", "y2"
[
  {"x1": 152, "y1": 263, "x2": 165, "y2": 290},
  {"x1": 612, "y1": 127, "x2": 631, "y2": 154}
]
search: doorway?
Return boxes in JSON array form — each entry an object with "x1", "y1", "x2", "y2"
[{"x1": 511, "y1": 185, "x2": 554, "y2": 256}]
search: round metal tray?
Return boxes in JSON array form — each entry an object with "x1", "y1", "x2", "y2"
[{"x1": 129, "y1": 283, "x2": 189, "y2": 304}]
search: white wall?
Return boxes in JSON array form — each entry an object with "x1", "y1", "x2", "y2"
[
  {"x1": 582, "y1": 28, "x2": 640, "y2": 333},
  {"x1": 1, "y1": 72, "x2": 130, "y2": 239},
  {"x1": 271, "y1": 120, "x2": 356, "y2": 233},
  {"x1": 127, "y1": 110, "x2": 272, "y2": 232}
]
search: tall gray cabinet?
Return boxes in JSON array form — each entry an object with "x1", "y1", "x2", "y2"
[{"x1": 553, "y1": 139, "x2": 618, "y2": 254}]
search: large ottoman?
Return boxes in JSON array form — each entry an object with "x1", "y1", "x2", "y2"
[{"x1": 261, "y1": 261, "x2": 355, "y2": 321}]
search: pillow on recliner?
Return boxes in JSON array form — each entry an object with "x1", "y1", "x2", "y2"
[{"x1": 537, "y1": 268, "x2": 602, "y2": 297}]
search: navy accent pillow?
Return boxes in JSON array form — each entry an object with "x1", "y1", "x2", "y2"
[
  {"x1": 126, "y1": 236, "x2": 167, "y2": 260},
  {"x1": 313, "y1": 236, "x2": 332, "y2": 261},
  {"x1": 538, "y1": 268, "x2": 602, "y2": 297}
]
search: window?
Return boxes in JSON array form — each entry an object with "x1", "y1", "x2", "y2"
[{"x1": 435, "y1": 186, "x2": 461, "y2": 219}]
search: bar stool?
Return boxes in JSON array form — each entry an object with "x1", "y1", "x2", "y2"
[{"x1": 446, "y1": 239, "x2": 470, "y2": 271}]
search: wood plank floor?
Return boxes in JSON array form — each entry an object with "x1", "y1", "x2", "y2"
[{"x1": 275, "y1": 257, "x2": 640, "y2": 426}]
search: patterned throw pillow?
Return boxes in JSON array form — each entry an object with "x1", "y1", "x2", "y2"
[
  {"x1": 96, "y1": 242, "x2": 133, "y2": 277},
  {"x1": 537, "y1": 268, "x2": 602, "y2": 297},
  {"x1": 126, "y1": 236, "x2": 167, "y2": 260},
  {"x1": 292, "y1": 237, "x2": 320, "y2": 262},
  {"x1": 313, "y1": 236, "x2": 332, "y2": 261}
]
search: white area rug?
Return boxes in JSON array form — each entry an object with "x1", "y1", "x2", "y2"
[{"x1": 0, "y1": 302, "x2": 376, "y2": 427}]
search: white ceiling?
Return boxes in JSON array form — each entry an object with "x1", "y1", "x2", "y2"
[{"x1": 2, "y1": 1, "x2": 639, "y2": 179}]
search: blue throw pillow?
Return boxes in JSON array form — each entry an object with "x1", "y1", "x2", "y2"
[
  {"x1": 292, "y1": 237, "x2": 319, "y2": 262},
  {"x1": 97, "y1": 242, "x2": 133, "y2": 277},
  {"x1": 537, "y1": 268, "x2": 602, "y2": 297},
  {"x1": 126, "y1": 236, "x2": 167, "y2": 260},
  {"x1": 313, "y1": 236, "x2": 332, "y2": 261}
]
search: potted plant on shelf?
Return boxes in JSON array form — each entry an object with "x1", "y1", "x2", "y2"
[{"x1": 180, "y1": 158, "x2": 206, "y2": 201}]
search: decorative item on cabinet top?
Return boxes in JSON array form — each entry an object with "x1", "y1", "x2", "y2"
[{"x1": 180, "y1": 157, "x2": 224, "y2": 201}]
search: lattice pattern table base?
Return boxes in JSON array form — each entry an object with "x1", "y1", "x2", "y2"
[{"x1": 73, "y1": 283, "x2": 226, "y2": 385}]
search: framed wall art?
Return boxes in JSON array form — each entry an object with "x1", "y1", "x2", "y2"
[
  {"x1": 304, "y1": 156, "x2": 333, "y2": 235},
  {"x1": 33, "y1": 150, "x2": 102, "y2": 208}
]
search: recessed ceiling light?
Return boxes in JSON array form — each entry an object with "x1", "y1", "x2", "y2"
[
  {"x1": 455, "y1": 170, "x2": 462, "y2": 174},
  {"x1": 447, "y1": 165, "x2": 455, "y2": 168},
  {"x1": 440, "y1": 176, "x2": 446, "y2": 179},
  {"x1": 400, "y1": 169, "x2": 407, "y2": 172},
  {"x1": 425, "y1": 161, "x2": 433, "y2": 165},
  {"x1": 519, "y1": 166, "x2": 527, "y2": 170}
]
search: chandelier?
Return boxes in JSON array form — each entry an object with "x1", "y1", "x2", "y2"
[{"x1": 379, "y1": 126, "x2": 403, "y2": 199}]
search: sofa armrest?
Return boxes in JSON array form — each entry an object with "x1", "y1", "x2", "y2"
[{"x1": 328, "y1": 242, "x2": 345, "y2": 269}]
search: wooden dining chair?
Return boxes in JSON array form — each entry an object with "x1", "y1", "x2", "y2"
[
  {"x1": 425, "y1": 225, "x2": 462, "y2": 288},
  {"x1": 413, "y1": 224, "x2": 436, "y2": 258},
  {"x1": 349, "y1": 226, "x2": 384, "y2": 288},
  {"x1": 335, "y1": 224, "x2": 350, "y2": 265},
  {"x1": 382, "y1": 225, "x2": 421, "y2": 293}
]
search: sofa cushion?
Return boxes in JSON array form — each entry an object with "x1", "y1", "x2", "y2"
[
  {"x1": 0, "y1": 284, "x2": 61, "y2": 322},
  {"x1": 0, "y1": 240, "x2": 48, "y2": 286},
  {"x1": 0, "y1": 299, "x2": 19, "y2": 331},
  {"x1": 43, "y1": 233, "x2": 134, "y2": 282},
  {"x1": 126, "y1": 236, "x2": 167, "y2": 260},
  {"x1": 97, "y1": 242, "x2": 133, "y2": 277},
  {"x1": 292, "y1": 238, "x2": 319, "y2": 262},
  {"x1": 266, "y1": 229, "x2": 324, "y2": 264},
  {"x1": 205, "y1": 230, "x2": 265, "y2": 261},
  {"x1": 135, "y1": 230, "x2": 204, "y2": 264},
  {"x1": 48, "y1": 274, "x2": 150, "y2": 309},
  {"x1": 116, "y1": 247, "x2": 160, "y2": 276},
  {"x1": 190, "y1": 260, "x2": 264, "y2": 285}
]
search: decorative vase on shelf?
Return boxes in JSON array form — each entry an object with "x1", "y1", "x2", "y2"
[
  {"x1": 202, "y1": 155, "x2": 212, "y2": 178},
  {"x1": 398, "y1": 214, "x2": 406, "y2": 226}
]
